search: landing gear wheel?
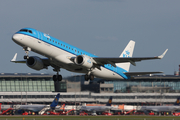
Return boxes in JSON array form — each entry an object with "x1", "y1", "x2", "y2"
[
  {"x1": 84, "y1": 74, "x2": 94, "y2": 81},
  {"x1": 85, "y1": 75, "x2": 89, "y2": 81},
  {"x1": 24, "y1": 55, "x2": 29, "y2": 59},
  {"x1": 90, "y1": 74, "x2": 94, "y2": 81},
  {"x1": 53, "y1": 75, "x2": 57, "y2": 81},
  {"x1": 23, "y1": 47, "x2": 31, "y2": 59},
  {"x1": 57, "y1": 75, "x2": 62, "y2": 81},
  {"x1": 53, "y1": 75, "x2": 62, "y2": 81}
]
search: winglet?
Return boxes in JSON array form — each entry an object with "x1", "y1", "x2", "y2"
[
  {"x1": 158, "y1": 49, "x2": 168, "y2": 59},
  {"x1": 11, "y1": 53, "x2": 17, "y2": 62}
]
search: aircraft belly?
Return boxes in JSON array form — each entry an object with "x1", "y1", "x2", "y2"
[{"x1": 92, "y1": 67, "x2": 124, "y2": 80}]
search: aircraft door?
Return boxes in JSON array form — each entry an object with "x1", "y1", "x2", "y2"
[
  {"x1": 114, "y1": 67, "x2": 117, "y2": 72},
  {"x1": 37, "y1": 31, "x2": 41, "y2": 43}
]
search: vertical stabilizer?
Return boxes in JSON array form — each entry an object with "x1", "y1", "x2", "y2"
[
  {"x1": 50, "y1": 93, "x2": 60, "y2": 109},
  {"x1": 174, "y1": 97, "x2": 180, "y2": 105},
  {"x1": 106, "y1": 96, "x2": 113, "y2": 106},
  {"x1": 116, "y1": 40, "x2": 135, "y2": 72}
]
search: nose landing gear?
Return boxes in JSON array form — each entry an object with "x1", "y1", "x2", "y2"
[{"x1": 23, "y1": 47, "x2": 31, "y2": 59}]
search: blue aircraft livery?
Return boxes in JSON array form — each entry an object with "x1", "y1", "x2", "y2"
[
  {"x1": 11, "y1": 28, "x2": 168, "y2": 81},
  {"x1": 50, "y1": 93, "x2": 60, "y2": 109}
]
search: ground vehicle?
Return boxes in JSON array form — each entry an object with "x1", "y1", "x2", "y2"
[
  {"x1": 173, "y1": 111, "x2": 180, "y2": 116},
  {"x1": 102, "y1": 112, "x2": 112, "y2": 116}
]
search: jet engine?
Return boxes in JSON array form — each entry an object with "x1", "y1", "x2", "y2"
[
  {"x1": 74, "y1": 55, "x2": 93, "y2": 69},
  {"x1": 26, "y1": 56, "x2": 45, "y2": 70}
]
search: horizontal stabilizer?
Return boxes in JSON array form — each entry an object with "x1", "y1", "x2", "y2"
[{"x1": 124, "y1": 71, "x2": 163, "y2": 76}]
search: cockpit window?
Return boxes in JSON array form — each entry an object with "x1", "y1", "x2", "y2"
[
  {"x1": 19, "y1": 29, "x2": 33, "y2": 34},
  {"x1": 20, "y1": 29, "x2": 28, "y2": 32}
]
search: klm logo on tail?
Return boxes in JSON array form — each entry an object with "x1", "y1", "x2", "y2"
[{"x1": 123, "y1": 50, "x2": 130, "y2": 58}]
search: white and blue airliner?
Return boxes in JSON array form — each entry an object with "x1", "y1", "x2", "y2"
[{"x1": 11, "y1": 28, "x2": 168, "y2": 81}]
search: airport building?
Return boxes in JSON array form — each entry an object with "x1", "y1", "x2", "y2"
[{"x1": 0, "y1": 73, "x2": 180, "y2": 106}]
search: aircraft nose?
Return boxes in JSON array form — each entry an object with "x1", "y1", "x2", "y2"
[{"x1": 12, "y1": 34, "x2": 21, "y2": 41}]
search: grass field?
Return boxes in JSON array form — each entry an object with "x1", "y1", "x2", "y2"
[{"x1": 0, "y1": 115, "x2": 179, "y2": 120}]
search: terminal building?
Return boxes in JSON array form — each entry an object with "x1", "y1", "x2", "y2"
[{"x1": 0, "y1": 72, "x2": 180, "y2": 106}]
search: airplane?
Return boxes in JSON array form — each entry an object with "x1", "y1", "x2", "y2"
[
  {"x1": 16, "y1": 93, "x2": 60, "y2": 114},
  {"x1": 139, "y1": 97, "x2": 180, "y2": 113},
  {"x1": 11, "y1": 28, "x2": 168, "y2": 81},
  {"x1": 80, "y1": 96, "x2": 113, "y2": 115}
]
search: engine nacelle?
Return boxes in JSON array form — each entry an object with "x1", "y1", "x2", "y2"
[
  {"x1": 26, "y1": 56, "x2": 45, "y2": 70},
  {"x1": 74, "y1": 55, "x2": 93, "y2": 69}
]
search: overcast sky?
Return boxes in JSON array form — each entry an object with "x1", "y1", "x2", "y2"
[{"x1": 1, "y1": 0, "x2": 180, "y2": 77}]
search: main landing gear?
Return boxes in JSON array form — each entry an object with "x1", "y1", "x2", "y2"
[
  {"x1": 53, "y1": 68, "x2": 62, "y2": 81},
  {"x1": 53, "y1": 74, "x2": 62, "y2": 81},
  {"x1": 85, "y1": 74, "x2": 94, "y2": 81}
]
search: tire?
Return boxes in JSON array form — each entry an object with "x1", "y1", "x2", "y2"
[
  {"x1": 85, "y1": 74, "x2": 89, "y2": 81},
  {"x1": 90, "y1": 74, "x2": 94, "y2": 80},
  {"x1": 58, "y1": 75, "x2": 62, "y2": 81},
  {"x1": 53, "y1": 75, "x2": 57, "y2": 81}
]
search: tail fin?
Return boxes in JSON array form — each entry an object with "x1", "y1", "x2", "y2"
[
  {"x1": 50, "y1": 93, "x2": 60, "y2": 109},
  {"x1": 106, "y1": 96, "x2": 113, "y2": 106},
  {"x1": 174, "y1": 97, "x2": 180, "y2": 105},
  {"x1": 116, "y1": 40, "x2": 135, "y2": 72}
]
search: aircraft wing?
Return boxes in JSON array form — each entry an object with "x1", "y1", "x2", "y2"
[
  {"x1": 93, "y1": 49, "x2": 168, "y2": 67},
  {"x1": 11, "y1": 53, "x2": 50, "y2": 65},
  {"x1": 10, "y1": 53, "x2": 26, "y2": 63}
]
